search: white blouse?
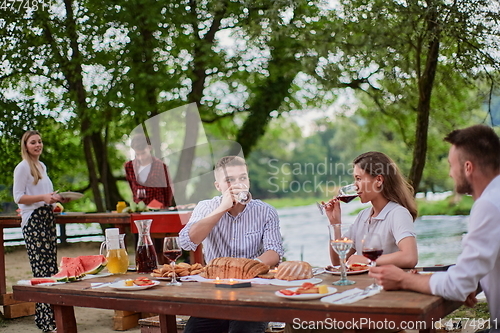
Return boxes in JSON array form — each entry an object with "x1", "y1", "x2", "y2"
[{"x1": 13, "y1": 160, "x2": 54, "y2": 228}]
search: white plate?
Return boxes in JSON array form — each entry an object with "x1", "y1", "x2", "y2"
[
  {"x1": 59, "y1": 191, "x2": 84, "y2": 200},
  {"x1": 275, "y1": 287, "x2": 337, "y2": 300},
  {"x1": 269, "y1": 277, "x2": 322, "y2": 287},
  {"x1": 108, "y1": 280, "x2": 160, "y2": 291}
]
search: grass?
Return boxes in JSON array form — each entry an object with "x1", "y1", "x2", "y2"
[
  {"x1": 417, "y1": 194, "x2": 473, "y2": 216},
  {"x1": 445, "y1": 302, "x2": 490, "y2": 321}
]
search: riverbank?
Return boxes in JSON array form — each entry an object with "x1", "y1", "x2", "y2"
[{"x1": 265, "y1": 193, "x2": 473, "y2": 216}]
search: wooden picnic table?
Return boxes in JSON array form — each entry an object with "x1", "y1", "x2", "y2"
[
  {"x1": 13, "y1": 272, "x2": 461, "y2": 333},
  {"x1": 0, "y1": 211, "x2": 199, "y2": 322}
]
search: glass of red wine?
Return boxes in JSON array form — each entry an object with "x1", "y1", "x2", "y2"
[
  {"x1": 317, "y1": 183, "x2": 359, "y2": 215},
  {"x1": 362, "y1": 233, "x2": 384, "y2": 290},
  {"x1": 163, "y1": 237, "x2": 182, "y2": 286}
]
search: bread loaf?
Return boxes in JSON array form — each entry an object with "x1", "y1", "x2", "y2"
[
  {"x1": 275, "y1": 261, "x2": 313, "y2": 281},
  {"x1": 201, "y1": 257, "x2": 269, "y2": 279}
]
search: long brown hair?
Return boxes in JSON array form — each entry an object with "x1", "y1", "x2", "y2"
[
  {"x1": 353, "y1": 151, "x2": 418, "y2": 221},
  {"x1": 20, "y1": 130, "x2": 43, "y2": 185}
]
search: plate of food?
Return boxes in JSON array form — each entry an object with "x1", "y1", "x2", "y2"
[
  {"x1": 275, "y1": 283, "x2": 337, "y2": 300},
  {"x1": 59, "y1": 191, "x2": 84, "y2": 200},
  {"x1": 108, "y1": 278, "x2": 160, "y2": 291},
  {"x1": 325, "y1": 263, "x2": 369, "y2": 275},
  {"x1": 270, "y1": 277, "x2": 322, "y2": 287}
]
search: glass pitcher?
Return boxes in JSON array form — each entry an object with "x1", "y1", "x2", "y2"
[
  {"x1": 100, "y1": 233, "x2": 129, "y2": 274},
  {"x1": 134, "y1": 219, "x2": 158, "y2": 273}
]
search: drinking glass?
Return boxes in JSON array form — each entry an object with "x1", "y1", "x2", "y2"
[
  {"x1": 234, "y1": 183, "x2": 252, "y2": 205},
  {"x1": 328, "y1": 224, "x2": 355, "y2": 286},
  {"x1": 317, "y1": 183, "x2": 358, "y2": 215},
  {"x1": 163, "y1": 237, "x2": 182, "y2": 286},
  {"x1": 137, "y1": 188, "x2": 146, "y2": 201},
  {"x1": 362, "y1": 233, "x2": 384, "y2": 290}
]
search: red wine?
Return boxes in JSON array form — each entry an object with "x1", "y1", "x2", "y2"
[
  {"x1": 338, "y1": 194, "x2": 358, "y2": 203},
  {"x1": 163, "y1": 250, "x2": 182, "y2": 263},
  {"x1": 362, "y1": 249, "x2": 383, "y2": 261},
  {"x1": 136, "y1": 244, "x2": 158, "y2": 273}
]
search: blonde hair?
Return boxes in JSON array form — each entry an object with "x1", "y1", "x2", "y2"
[
  {"x1": 21, "y1": 130, "x2": 43, "y2": 185},
  {"x1": 214, "y1": 156, "x2": 247, "y2": 171},
  {"x1": 353, "y1": 151, "x2": 418, "y2": 220}
]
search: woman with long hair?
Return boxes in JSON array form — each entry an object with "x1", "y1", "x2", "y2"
[
  {"x1": 13, "y1": 130, "x2": 66, "y2": 333},
  {"x1": 326, "y1": 151, "x2": 418, "y2": 268}
]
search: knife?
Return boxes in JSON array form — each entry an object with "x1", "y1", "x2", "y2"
[{"x1": 325, "y1": 290, "x2": 363, "y2": 303}]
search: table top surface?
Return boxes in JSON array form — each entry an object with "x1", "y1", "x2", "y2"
[{"x1": 13, "y1": 271, "x2": 461, "y2": 326}]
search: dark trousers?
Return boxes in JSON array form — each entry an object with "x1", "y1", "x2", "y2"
[
  {"x1": 183, "y1": 317, "x2": 268, "y2": 333},
  {"x1": 22, "y1": 205, "x2": 58, "y2": 332}
]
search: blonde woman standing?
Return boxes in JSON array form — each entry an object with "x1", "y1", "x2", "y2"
[{"x1": 13, "y1": 130, "x2": 66, "y2": 333}]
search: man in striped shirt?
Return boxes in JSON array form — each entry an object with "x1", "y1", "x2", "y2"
[{"x1": 180, "y1": 155, "x2": 284, "y2": 333}]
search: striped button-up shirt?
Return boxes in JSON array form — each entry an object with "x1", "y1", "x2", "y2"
[{"x1": 179, "y1": 196, "x2": 284, "y2": 263}]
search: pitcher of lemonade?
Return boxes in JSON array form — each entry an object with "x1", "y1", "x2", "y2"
[{"x1": 100, "y1": 228, "x2": 129, "y2": 274}]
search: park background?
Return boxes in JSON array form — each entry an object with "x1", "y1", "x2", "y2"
[{"x1": 1, "y1": 0, "x2": 499, "y2": 330}]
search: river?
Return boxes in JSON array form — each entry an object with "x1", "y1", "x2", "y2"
[{"x1": 4, "y1": 202, "x2": 467, "y2": 267}]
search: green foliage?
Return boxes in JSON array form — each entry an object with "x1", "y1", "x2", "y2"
[{"x1": 417, "y1": 195, "x2": 474, "y2": 216}]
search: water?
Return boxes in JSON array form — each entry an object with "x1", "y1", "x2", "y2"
[
  {"x1": 4, "y1": 203, "x2": 468, "y2": 268},
  {"x1": 278, "y1": 201, "x2": 468, "y2": 267}
]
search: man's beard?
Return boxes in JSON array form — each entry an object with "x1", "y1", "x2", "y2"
[{"x1": 455, "y1": 171, "x2": 473, "y2": 195}]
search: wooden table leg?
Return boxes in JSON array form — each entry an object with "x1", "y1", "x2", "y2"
[
  {"x1": 52, "y1": 304, "x2": 77, "y2": 333},
  {"x1": 159, "y1": 314, "x2": 177, "y2": 333},
  {"x1": 0, "y1": 227, "x2": 7, "y2": 296}
]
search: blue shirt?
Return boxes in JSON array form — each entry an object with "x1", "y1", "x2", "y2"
[{"x1": 179, "y1": 196, "x2": 284, "y2": 263}]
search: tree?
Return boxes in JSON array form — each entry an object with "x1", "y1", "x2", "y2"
[{"x1": 313, "y1": 0, "x2": 500, "y2": 191}]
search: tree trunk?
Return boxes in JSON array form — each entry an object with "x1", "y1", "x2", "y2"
[
  {"x1": 62, "y1": 0, "x2": 105, "y2": 211},
  {"x1": 236, "y1": 43, "x2": 299, "y2": 156},
  {"x1": 173, "y1": 0, "x2": 228, "y2": 203},
  {"x1": 409, "y1": 4, "x2": 440, "y2": 192}
]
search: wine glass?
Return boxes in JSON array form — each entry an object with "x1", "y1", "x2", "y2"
[
  {"x1": 137, "y1": 188, "x2": 146, "y2": 201},
  {"x1": 317, "y1": 183, "x2": 358, "y2": 215},
  {"x1": 163, "y1": 237, "x2": 182, "y2": 286},
  {"x1": 362, "y1": 233, "x2": 383, "y2": 290},
  {"x1": 234, "y1": 183, "x2": 252, "y2": 205},
  {"x1": 328, "y1": 224, "x2": 355, "y2": 286}
]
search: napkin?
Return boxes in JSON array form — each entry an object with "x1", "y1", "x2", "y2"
[
  {"x1": 321, "y1": 287, "x2": 380, "y2": 304},
  {"x1": 179, "y1": 275, "x2": 273, "y2": 285}
]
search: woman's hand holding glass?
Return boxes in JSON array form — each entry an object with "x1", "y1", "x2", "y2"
[{"x1": 323, "y1": 198, "x2": 342, "y2": 225}]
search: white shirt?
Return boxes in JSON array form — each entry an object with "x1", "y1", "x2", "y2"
[
  {"x1": 345, "y1": 201, "x2": 416, "y2": 255},
  {"x1": 179, "y1": 196, "x2": 284, "y2": 263},
  {"x1": 430, "y1": 175, "x2": 500, "y2": 332},
  {"x1": 13, "y1": 160, "x2": 54, "y2": 228}
]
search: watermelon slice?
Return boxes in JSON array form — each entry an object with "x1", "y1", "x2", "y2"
[
  {"x1": 147, "y1": 199, "x2": 163, "y2": 210},
  {"x1": 79, "y1": 255, "x2": 107, "y2": 274},
  {"x1": 30, "y1": 277, "x2": 57, "y2": 285},
  {"x1": 51, "y1": 255, "x2": 107, "y2": 282},
  {"x1": 59, "y1": 257, "x2": 86, "y2": 280}
]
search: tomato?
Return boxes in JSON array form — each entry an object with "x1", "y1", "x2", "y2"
[
  {"x1": 300, "y1": 282, "x2": 315, "y2": 290},
  {"x1": 133, "y1": 278, "x2": 154, "y2": 286},
  {"x1": 279, "y1": 289, "x2": 297, "y2": 296}
]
